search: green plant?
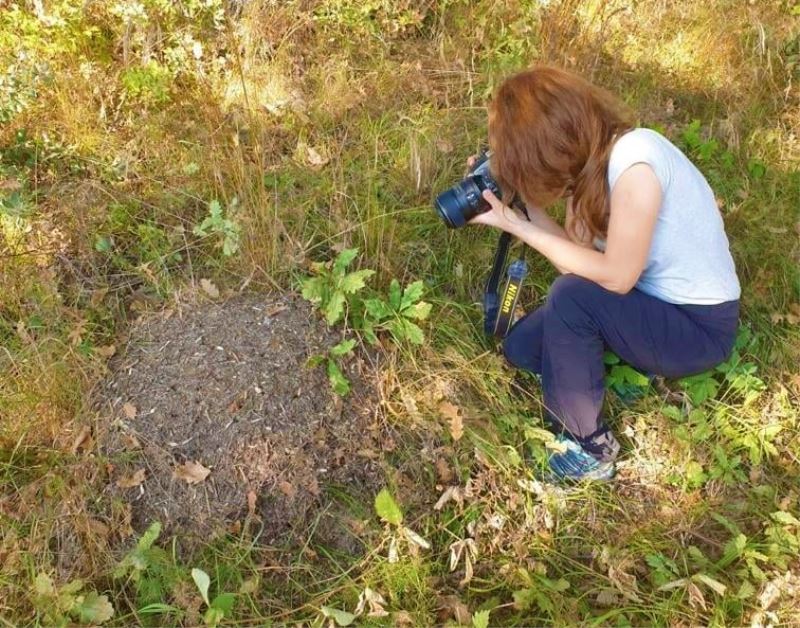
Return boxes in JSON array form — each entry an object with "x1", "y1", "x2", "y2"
[
  {"x1": 193, "y1": 199, "x2": 242, "y2": 257},
  {"x1": 360, "y1": 279, "x2": 431, "y2": 345},
  {"x1": 308, "y1": 337, "x2": 357, "y2": 396},
  {"x1": 191, "y1": 568, "x2": 236, "y2": 628},
  {"x1": 113, "y1": 521, "x2": 181, "y2": 610},
  {"x1": 120, "y1": 61, "x2": 172, "y2": 105},
  {"x1": 32, "y1": 573, "x2": 114, "y2": 626},
  {"x1": 301, "y1": 248, "x2": 375, "y2": 326}
]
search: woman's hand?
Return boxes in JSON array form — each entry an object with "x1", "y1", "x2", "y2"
[{"x1": 468, "y1": 189, "x2": 528, "y2": 231}]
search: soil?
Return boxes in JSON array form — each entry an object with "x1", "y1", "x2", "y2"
[{"x1": 96, "y1": 293, "x2": 387, "y2": 549}]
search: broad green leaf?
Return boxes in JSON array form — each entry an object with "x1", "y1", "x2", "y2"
[
  {"x1": 327, "y1": 359, "x2": 350, "y2": 396},
  {"x1": 192, "y1": 568, "x2": 211, "y2": 606},
  {"x1": 771, "y1": 511, "x2": 800, "y2": 526},
  {"x1": 362, "y1": 322, "x2": 378, "y2": 345},
  {"x1": 388, "y1": 279, "x2": 402, "y2": 309},
  {"x1": 211, "y1": 593, "x2": 236, "y2": 614},
  {"x1": 339, "y1": 269, "x2": 375, "y2": 294},
  {"x1": 363, "y1": 298, "x2": 392, "y2": 321},
  {"x1": 300, "y1": 276, "x2": 327, "y2": 304},
  {"x1": 209, "y1": 199, "x2": 222, "y2": 220},
  {"x1": 685, "y1": 461, "x2": 707, "y2": 488},
  {"x1": 402, "y1": 301, "x2": 432, "y2": 321},
  {"x1": 320, "y1": 606, "x2": 356, "y2": 627},
  {"x1": 330, "y1": 339, "x2": 356, "y2": 358},
  {"x1": 75, "y1": 592, "x2": 114, "y2": 624},
  {"x1": 204, "y1": 607, "x2": 225, "y2": 628},
  {"x1": 332, "y1": 248, "x2": 359, "y2": 276},
  {"x1": 374, "y1": 488, "x2": 403, "y2": 525},
  {"x1": 324, "y1": 291, "x2": 346, "y2": 325},
  {"x1": 400, "y1": 280, "x2": 425, "y2": 310},
  {"x1": 472, "y1": 609, "x2": 491, "y2": 628},
  {"x1": 399, "y1": 319, "x2": 424, "y2": 345},
  {"x1": 34, "y1": 573, "x2": 55, "y2": 596}
]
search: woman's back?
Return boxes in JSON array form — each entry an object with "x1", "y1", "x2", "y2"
[{"x1": 604, "y1": 128, "x2": 741, "y2": 305}]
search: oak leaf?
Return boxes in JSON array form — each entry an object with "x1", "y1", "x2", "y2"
[
  {"x1": 173, "y1": 461, "x2": 211, "y2": 484},
  {"x1": 116, "y1": 469, "x2": 146, "y2": 488}
]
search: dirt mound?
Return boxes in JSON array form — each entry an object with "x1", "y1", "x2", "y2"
[{"x1": 97, "y1": 293, "x2": 386, "y2": 547}]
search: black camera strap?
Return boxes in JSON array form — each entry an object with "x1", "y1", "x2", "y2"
[{"x1": 484, "y1": 204, "x2": 529, "y2": 338}]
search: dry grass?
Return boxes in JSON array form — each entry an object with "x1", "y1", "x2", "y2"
[{"x1": 1, "y1": 0, "x2": 798, "y2": 625}]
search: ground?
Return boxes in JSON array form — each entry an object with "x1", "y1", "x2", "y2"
[{"x1": 96, "y1": 293, "x2": 386, "y2": 549}]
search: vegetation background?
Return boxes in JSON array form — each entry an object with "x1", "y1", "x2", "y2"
[{"x1": 1, "y1": 0, "x2": 799, "y2": 625}]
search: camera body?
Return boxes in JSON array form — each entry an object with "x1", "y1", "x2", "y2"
[{"x1": 434, "y1": 152, "x2": 502, "y2": 228}]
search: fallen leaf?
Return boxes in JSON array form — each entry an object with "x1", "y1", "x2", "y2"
[
  {"x1": 15, "y1": 321, "x2": 33, "y2": 344},
  {"x1": 306, "y1": 145, "x2": 329, "y2": 168},
  {"x1": 172, "y1": 460, "x2": 211, "y2": 484},
  {"x1": 95, "y1": 344, "x2": 116, "y2": 358},
  {"x1": 68, "y1": 319, "x2": 88, "y2": 346},
  {"x1": 435, "y1": 457, "x2": 453, "y2": 483},
  {"x1": 595, "y1": 589, "x2": 620, "y2": 607},
  {"x1": 355, "y1": 587, "x2": 389, "y2": 618},
  {"x1": 439, "y1": 401, "x2": 463, "y2": 441},
  {"x1": 686, "y1": 581, "x2": 707, "y2": 610},
  {"x1": 434, "y1": 485, "x2": 465, "y2": 511},
  {"x1": 437, "y1": 595, "x2": 470, "y2": 625},
  {"x1": 279, "y1": 480, "x2": 296, "y2": 498},
  {"x1": 121, "y1": 433, "x2": 141, "y2": 450},
  {"x1": 266, "y1": 304, "x2": 288, "y2": 316},
  {"x1": 247, "y1": 490, "x2": 257, "y2": 516},
  {"x1": 0, "y1": 178, "x2": 21, "y2": 191},
  {"x1": 200, "y1": 278, "x2": 219, "y2": 299},
  {"x1": 116, "y1": 469, "x2": 146, "y2": 488},
  {"x1": 70, "y1": 425, "x2": 92, "y2": 454},
  {"x1": 435, "y1": 138, "x2": 454, "y2": 154},
  {"x1": 122, "y1": 402, "x2": 137, "y2": 419}
]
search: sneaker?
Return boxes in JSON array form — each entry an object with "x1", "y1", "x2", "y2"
[{"x1": 547, "y1": 434, "x2": 616, "y2": 482}]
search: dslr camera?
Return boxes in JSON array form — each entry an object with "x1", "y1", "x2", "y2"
[
  {"x1": 434, "y1": 151, "x2": 501, "y2": 228},
  {"x1": 433, "y1": 150, "x2": 528, "y2": 338}
]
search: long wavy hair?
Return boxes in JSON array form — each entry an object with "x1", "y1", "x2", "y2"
[{"x1": 487, "y1": 66, "x2": 632, "y2": 239}]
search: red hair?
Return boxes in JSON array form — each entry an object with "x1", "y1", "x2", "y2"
[{"x1": 488, "y1": 66, "x2": 632, "y2": 239}]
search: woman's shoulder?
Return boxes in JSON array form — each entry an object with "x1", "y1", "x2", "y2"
[{"x1": 608, "y1": 128, "x2": 674, "y2": 191}]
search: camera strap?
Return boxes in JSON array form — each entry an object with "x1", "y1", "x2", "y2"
[{"x1": 484, "y1": 205, "x2": 529, "y2": 338}]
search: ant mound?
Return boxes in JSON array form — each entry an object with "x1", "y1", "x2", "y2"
[{"x1": 97, "y1": 293, "x2": 386, "y2": 549}]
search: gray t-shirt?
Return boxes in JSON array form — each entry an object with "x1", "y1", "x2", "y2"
[{"x1": 599, "y1": 127, "x2": 741, "y2": 305}]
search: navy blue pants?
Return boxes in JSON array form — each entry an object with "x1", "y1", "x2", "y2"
[{"x1": 503, "y1": 275, "x2": 739, "y2": 449}]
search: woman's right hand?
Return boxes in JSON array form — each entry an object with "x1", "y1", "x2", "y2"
[{"x1": 465, "y1": 154, "x2": 479, "y2": 175}]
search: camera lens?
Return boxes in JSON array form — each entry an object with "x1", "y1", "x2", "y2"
[
  {"x1": 434, "y1": 188, "x2": 467, "y2": 228},
  {"x1": 435, "y1": 177, "x2": 487, "y2": 229}
]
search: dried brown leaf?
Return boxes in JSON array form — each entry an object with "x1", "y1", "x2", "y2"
[
  {"x1": 200, "y1": 278, "x2": 220, "y2": 299},
  {"x1": 70, "y1": 425, "x2": 92, "y2": 454},
  {"x1": 437, "y1": 595, "x2": 470, "y2": 625},
  {"x1": 247, "y1": 490, "x2": 257, "y2": 516},
  {"x1": 122, "y1": 402, "x2": 137, "y2": 419},
  {"x1": 439, "y1": 401, "x2": 463, "y2": 441},
  {"x1": 279, "y1": 481, "x2": 296, "y2": 498},
  {"x1": 116, "y1": 468, "x2": 146, "y2": 488},
  {"x1": 96, "y1": 344, "x2": 116, "y2": 358},
  {"x1": 435, "y1": 457, "x2": 453, "y2": 483},
  {"x1": 121, "y1": 433, "x2": 141, "y2": 450},
  {"x1": 686, "y1": 581, "x2": 707, "y2": 610},
  {"x1": 172, "y1": 460, "x2": 211, "y2": 484}
]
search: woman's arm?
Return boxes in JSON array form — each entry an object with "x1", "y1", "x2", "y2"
[{"x1": 472, "y1": 163, "x2": 661, "y2": 294}]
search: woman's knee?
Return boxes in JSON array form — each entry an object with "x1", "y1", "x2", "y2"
[
  {"x1": 501, "y1": 311, "x2": 543, "y2": 373},
  {"x1": 547, "y1": 274, "x2": 599, "y2": 317}
]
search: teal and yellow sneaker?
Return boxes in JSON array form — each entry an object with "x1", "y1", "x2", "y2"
[{"x1": 547, "y1": 433, "x2": 616, "y2": 482}]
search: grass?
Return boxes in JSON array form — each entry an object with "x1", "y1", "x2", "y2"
[{"x1": 1, "y1": 0, "x2": 800, "y2": 625}]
